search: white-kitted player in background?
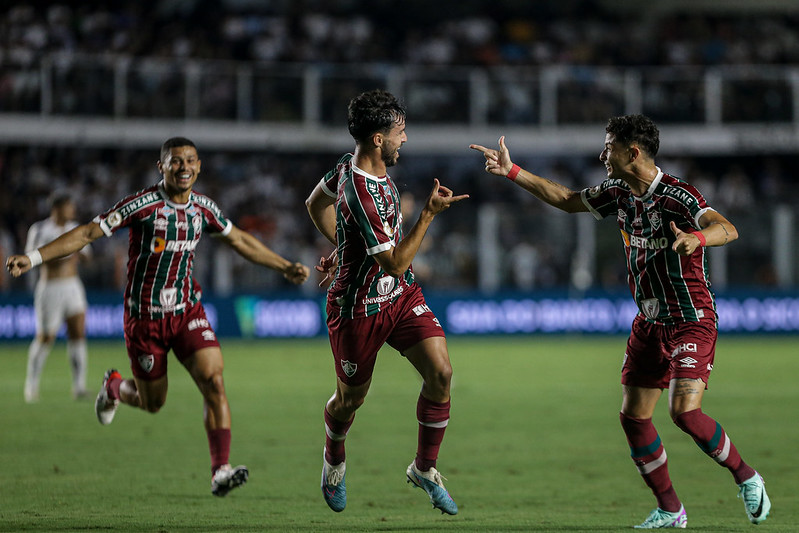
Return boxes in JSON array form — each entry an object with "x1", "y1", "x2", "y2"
[{"x1": 23, "y1": 191, "x2": 91, "y2": 402}]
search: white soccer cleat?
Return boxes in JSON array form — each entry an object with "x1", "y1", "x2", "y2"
[
  {"x1": 738, "y1": 472, "x2": 771, "y2": 524},
  {"x1": 24, "y1": 381, "x2": 39, "y2": 403},
  {"x1": 94, "y1": 369, "x2": 120, "y2": 425},
  {"x1": 634, "y1": 506, "x2": 687, "y2": 529},
  {"x1": 211, "y1": 464, "x2": 249, "y2": 497}
]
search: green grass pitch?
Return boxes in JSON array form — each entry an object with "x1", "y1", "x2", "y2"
[{"x1": 0, "y1": 336, "x2": 796, "y2": 532}]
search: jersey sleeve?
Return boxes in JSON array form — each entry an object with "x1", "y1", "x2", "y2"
[
  {"x1": 666, "y1": 183, "x2": 714, "y2": 230},
  {"x1": 320, "y1": 153, "x2": 354, "y2": 198},
  {"x1": 580, "y1": 179, "x2": 624, "y2": 220},
  {"x1": 93, "y1": 195, "x2": 139, "y2": 237},
  {"x1": 344, "y1": 175, "x2": 395, "y2": 256},
  {"x1": 192, "y1": 194, "x2": 232, "y2": 236}
]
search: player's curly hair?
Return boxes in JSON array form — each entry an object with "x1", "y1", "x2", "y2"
[
  {"x1": 347, "y1": 89, "x2": 406, "y2": 145},
  {"x1": 606, "y1": 115, "x2": 659, "y2": 158},
  {"x1": 160, "y1": 137, "x2": 197, "y2": 162}
]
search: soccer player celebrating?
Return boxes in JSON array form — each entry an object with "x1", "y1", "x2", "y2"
[
  {"x1": 306, "y1": 89, "x2": 468, "y2": 514},
  {"x1": 471, "y1": 115, "x2": 770, "y2": 528},
  {"x1": 23, "y1": 192, "x2": 91, "y2": 403},
  {"x1": 6, "y1": 137, "x2": 310, "y2": 496}
]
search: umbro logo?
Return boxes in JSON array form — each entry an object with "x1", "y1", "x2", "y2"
[{"x1": 678, "y1": 357, "x2": 698, "y2": 368}]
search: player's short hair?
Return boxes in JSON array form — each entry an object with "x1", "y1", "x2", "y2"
[
  {"x1": 606, "y1": 115, "x2": 660, "y2": 158},
  {"x1": 48, "y1": 190, "x2": 73, "y2": 209},
  {"x1": 160, "y1": 137, "x2": 197, "y2": 162},
  {"x1": 347, "y1": 89, "x2": 406, "y2": 145}
]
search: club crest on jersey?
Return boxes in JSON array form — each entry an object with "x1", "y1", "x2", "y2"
[
  {"x1": 138, "y1": 354, "x2": 155, "y2": 373},
  {"x1": 106, "y1": 211, "x2": 123, "y2": 228},
  {"x1": 376, "y1": 275, "x2": 395, "y2": 296},
  {"x1": 341, "y1": 359, "x2": 357, "y2": 378},
  {"x1": 192, "y1": 214, "x2": 202, "y2": 233},
  {"x1": 647, "y1": 211, "x2": 662, "y2": 231},
  {"x1": 641, "y1": 298, "x2": 660, "y2": 320}
]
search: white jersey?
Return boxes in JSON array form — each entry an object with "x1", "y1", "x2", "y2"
[{"x1": 25, "y1": 217, "x2": 91, "y2": 260}]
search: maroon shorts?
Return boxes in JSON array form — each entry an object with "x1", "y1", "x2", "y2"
[
  {"x1": 622, "y1": 314, "x2": 717, "y2": 389},
  {"x1": 124, "y1": 302, "x2": 220, "y2": 381},
  {"x1": 326, "y1": 283, "x2": 445, "y2": 386}
]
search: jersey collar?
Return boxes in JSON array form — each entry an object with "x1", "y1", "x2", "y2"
[
  {"x1": 157, "y1": 179, "x2": 191, "y2": 208},
  {"x1": 634, "y1": 167, "x2": 663, "y2": 202},
  {"x1": 352, "y1": 164, "x2": 387, "y2": 182}
]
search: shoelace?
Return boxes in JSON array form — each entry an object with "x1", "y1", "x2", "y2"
[
  {"x1": 738, "y1": 480, "x2": 760, "y2": 507},
  {"x1": 326, "y1": 466, "x2": 344, "y2": 486}
]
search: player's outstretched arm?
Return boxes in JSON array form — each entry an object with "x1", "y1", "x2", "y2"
[
  {"x1": 221, "y1": 225, "x2": 310, "y2": 284},
  {"x1": 469, "y1": 136, "x2": 587, "y2": 213},
  {"x1": 6, "y1": 222, "x2": 104, "y2": 278},
  {"x1": 374, "y1": 179, "x2": 468, "y2": 277}
]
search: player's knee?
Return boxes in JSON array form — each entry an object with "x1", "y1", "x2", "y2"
[
  {"x1": 427, "y1": 362, "x2": 452, "y2": 393},
  {"x1": 142, "y1": 397, "x2": 165, "y2": 413},
  {"x1": 339, "y1": 392, "x2": 366, "y2": 413},
  {"x1": 200, "y1": 372, "x2": 226, "y2": 401},
  {"x1": 38, "y1": 334, "x2": 56, "y2": 345}
]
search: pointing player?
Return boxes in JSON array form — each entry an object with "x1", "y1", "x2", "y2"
[
  {"x1": 471, "y1": 115, "x2": 770, "y2": 528},
  {"x1": 7, "y1": 137, "x2": 310, "y2": 497},
  {"x1": 23, "y1": 192, "x2": 91, "y2": 402},
  {"x1": 306, "y1": 89, "x2": 468, "y2": 514}
]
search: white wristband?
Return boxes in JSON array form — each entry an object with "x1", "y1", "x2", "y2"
[{"x1": 26, "y1": 249, "x2": 43, "y2": 267}]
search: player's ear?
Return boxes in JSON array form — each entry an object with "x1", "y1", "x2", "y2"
[
  {"x1": 156, "y1": 159, "x2": 164, "y2": 174},
  {"x1": 629, "y1": 145, "x2": 640, "y2": 162},
  {"x1": 372, "y1": 131, "x2": 383, "y2": 149}
]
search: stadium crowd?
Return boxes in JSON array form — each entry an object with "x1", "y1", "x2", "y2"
[{"x1": 2, "y1": 1, "x2": 799, "y2": 67}]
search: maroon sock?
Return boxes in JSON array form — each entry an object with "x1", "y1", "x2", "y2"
[
  {"x1": 207, "y1": 428, "x2": 231, "y2": 475},
  {"x1": 673, "y1": 409, "x2": 756, "y2": 484},
  {"x1": 620, "y1": 413, "x2": 681, "y2": 512},
  {"x1": 415, "y1": 395, "x2": 450, "y2": 472},
  {"x1": 324, "y1": 408, "x2": 354, "y2": 465},
  {"x1": 107, "y1": 373, "x2": 122, "y2": 400}
]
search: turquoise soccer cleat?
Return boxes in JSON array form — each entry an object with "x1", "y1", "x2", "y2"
[{"x1": 406, "y1": 462, "x2": 458, "y2": 515}]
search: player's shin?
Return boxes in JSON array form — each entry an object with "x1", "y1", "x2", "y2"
[
  {"x1": 415, "y1": 395, "x2": 450, "y2": 471},
  {"x1": 324, "y1": 407, "x2": 353, "y2": 465},
  {"x1": 673, "y1": 409, "x2": 755, "y2": 484},
  {"x1": 620, "y1": 412, "x2": 682, "y2": 512}
]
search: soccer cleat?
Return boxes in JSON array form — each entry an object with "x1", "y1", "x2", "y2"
[
  {"x1": 634, "y1": 506, "x2": 687, "y2": 529},
  {"x1": 211, "y1": 465, "x2": 249, "y2": 497},
  {"x1": 94, "y1": 369, "x2": 121, "y2": 425},
  {"x1": 738, "y1": 472, "x2": 771, "y2": 524},
  {"x1": 24, "y1": 381, "x2": 39, "y2": 404},
  {"x1": 406, "y1": 462, "x2": 458, "y2": 515},
  {"x1": 321, "y1": 451, "x2": 346, "y2": 512}
]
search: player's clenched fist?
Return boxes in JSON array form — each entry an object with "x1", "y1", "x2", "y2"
[
  {"x1": 6, "y1": 255, "x2": 32, "y2": 278},
  {"x1": 669, "y1": 221, "x2": 701, "y2": 256},
  {"x1": 283, "y1": 262, "x2": 310, "y2": 284}
]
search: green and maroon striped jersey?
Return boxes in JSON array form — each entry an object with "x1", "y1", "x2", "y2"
[
  {"x1": 93, "y1": 180, "x2": 231, "y2": 318},
  {"x1": 319, "y1": 153, "x2": 415, "y2": 318},
  {"x1": 581, "y1": 169, "x2": 716, "y2": 325}
]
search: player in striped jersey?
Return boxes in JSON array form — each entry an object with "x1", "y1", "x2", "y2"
[
  {"x1": 471, "y1": 114, "x2": 770, "y2": 527},
  {"x1": 306, "y1": 90, "x2": 467, "y2": 514},
  {"x1": 22, "y1": 192, "x2": 91, "y2": 403},
  {"x1": 7, "y1": 137, "x2": 310, "y2": 497}
]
